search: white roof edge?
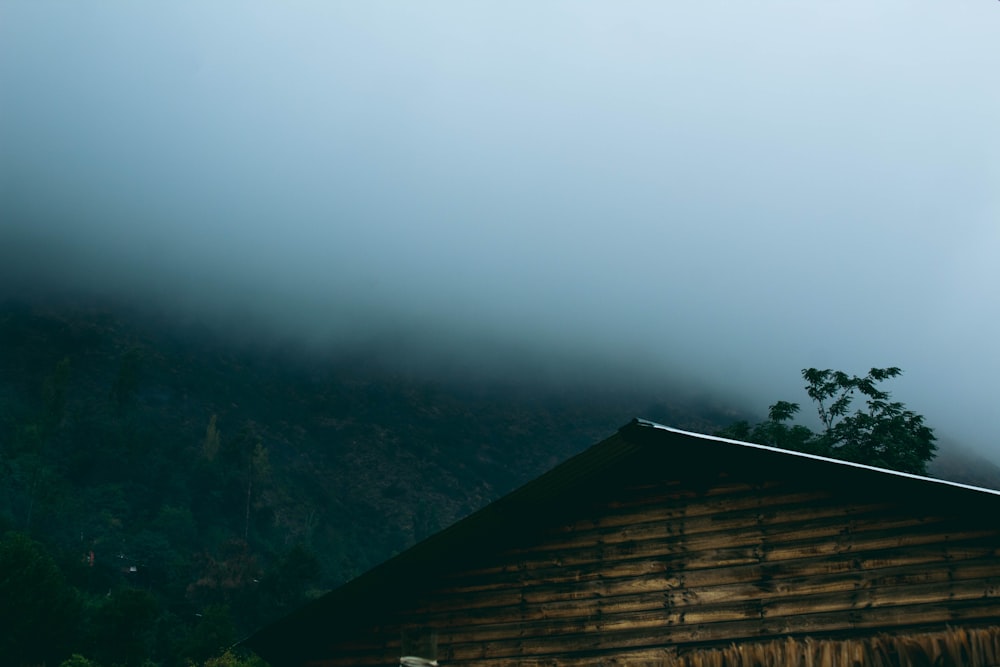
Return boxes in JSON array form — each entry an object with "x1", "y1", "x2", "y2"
[{"x1": 635, "y1": 419, "x2": 1000, "y2": 498}]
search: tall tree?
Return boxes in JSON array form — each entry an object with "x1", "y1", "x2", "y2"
[
  {"x1": 87, "y1": 587, "x2": 160, "y2": 667},
  {"x1": 718, "y1": 367, "x2": 937, "y2": 474},
  {"x1": 0, "y1": 532, "x2": 80, "y2": 666}
]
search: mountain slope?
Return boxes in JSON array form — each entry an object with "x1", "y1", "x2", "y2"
[
  {"x1": 1, "y1": 296, "x2": 996, "y2": 667},
  {"x1": 0, "y1": 296, "x2": 731, "y2": 665}
]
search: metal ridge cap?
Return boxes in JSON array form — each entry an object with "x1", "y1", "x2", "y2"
[{"x1": 629, "y1": 418, "x2": 1000, "y2": 498}]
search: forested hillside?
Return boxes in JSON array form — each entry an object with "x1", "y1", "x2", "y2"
[
  {"x1": 2, "y1": 297, "x2": 998, "y2": 667},
  {"x1": 0, "y1": 297, "x2": 730, "y2": 666}
]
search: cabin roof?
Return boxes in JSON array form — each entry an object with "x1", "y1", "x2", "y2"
[{"x1": 243, "y1": 419, "x2": 1000, "y2": 666}]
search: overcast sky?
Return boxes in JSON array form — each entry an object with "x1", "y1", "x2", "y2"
[{"x1": 2, "y1": 2, "x2": 998, "y2": 456}]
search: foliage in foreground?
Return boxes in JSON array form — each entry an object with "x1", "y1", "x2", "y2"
[
  {"x1": 651, "y1": 625, "x2": 1000, "y2": 667},
  {"x1": 54, "y1": 652, "x2": 266, "y2": 667},
  {"x1": 717, "y1": 367, "x2": 936, "y2": 475}
]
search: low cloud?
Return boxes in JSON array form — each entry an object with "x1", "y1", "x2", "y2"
[{"x1": 2, "y1": 2, "x2": 999, "y2": 456}]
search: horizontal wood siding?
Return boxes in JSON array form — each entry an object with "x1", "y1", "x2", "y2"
[{"x1": 306, "y1": 466, "x2": 1000, "y2": 666}]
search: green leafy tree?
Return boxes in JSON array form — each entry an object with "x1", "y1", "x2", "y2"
[
  {"x1": 202, "y1": 649, "x2": 268, "y2": 667},
  {"x1": 0, "y1": 532, "x2": 81, "y2": 666},
  {"x1": 202, "y1": 414, "x2": 221, "y2": 462},
  {"x1": 718, "y1": 367, "x2": 936, "y2": 474},
  {"x1": 214, "y1": 421, "x2": 273, "y2": 542},
  {"x1": 184, "y1": 603, "x2": 237, "y2": 664},
  {"x1": 59, "y1": 655, "x2": 102, "y2": 667},
  {"x1": 109, "y1": 347, "x2": 143, "y2": 413},
  {"x1": 253, "y1": 544, "x2": 321, "y2": 624},
  {"x1": 42, "y1": 356, "x2": 72, "y2": 427},
  {"x1": 87, "y1": 588, "x2": 159, "y2": 667}
]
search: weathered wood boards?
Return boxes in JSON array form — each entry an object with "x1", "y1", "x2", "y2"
[{"x1": 249, "y1": 424, "x2": 1000, "y2": 667}]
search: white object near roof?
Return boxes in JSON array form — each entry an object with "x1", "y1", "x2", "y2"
[{"x1": 400, "y1": 657, "x2": 438, "y2": 667}]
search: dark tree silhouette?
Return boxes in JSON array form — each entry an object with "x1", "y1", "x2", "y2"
[{"x1": 718, "y1": 367, "x2": 937, "y2": 475}]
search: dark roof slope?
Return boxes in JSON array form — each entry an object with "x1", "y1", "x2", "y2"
[{"x1": 243, "y1": 419, "x2": 1000, "y2": 666}]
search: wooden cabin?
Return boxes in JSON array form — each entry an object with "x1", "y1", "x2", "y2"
[{"x1": 244, "y1": 420, "x2": 1000, "y2": 666}]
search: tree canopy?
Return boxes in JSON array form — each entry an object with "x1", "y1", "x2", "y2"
[
  {"x1": 0, "y1": 532, "x2": 80, "y2": 667},
  {"x1": 717, "y1": 367, "x2": 937, "y2": 475}
]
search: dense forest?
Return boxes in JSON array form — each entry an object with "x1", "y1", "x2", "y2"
[
  {"x1": 2, "y1": 297, "x2": 998, "y2": 667},
  {"x1": 0, "y1": 296, "x2": 729, "y2": 666}
]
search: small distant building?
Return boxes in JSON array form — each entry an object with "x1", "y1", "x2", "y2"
[{"x1": 245, "y1": 420, "x2": 1000, "y2": 666}]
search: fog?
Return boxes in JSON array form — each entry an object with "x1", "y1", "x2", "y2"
[{"x1": 2, "y1": 2, "x2": 999, "y2": 455}]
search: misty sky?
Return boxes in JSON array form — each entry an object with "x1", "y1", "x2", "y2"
[{"x1": 2, "y1": 2, "x2": 999, "y2": 456}]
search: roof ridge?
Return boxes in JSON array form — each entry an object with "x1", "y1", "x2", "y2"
[{"x1": 631, "y1": 418, "x2": 1000, "y2": 498}]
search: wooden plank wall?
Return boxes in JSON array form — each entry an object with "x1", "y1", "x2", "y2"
[{"x1": 306, "y1": 467, "x2": 1000, "y2": 666}]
